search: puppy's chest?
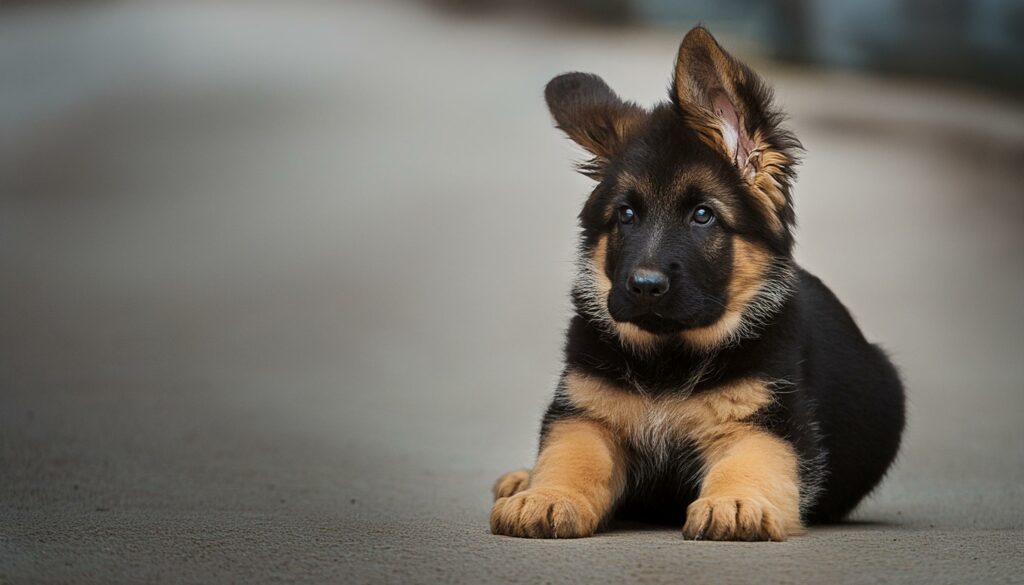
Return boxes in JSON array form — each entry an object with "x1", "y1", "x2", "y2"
[
  {"x1": 565, "y1": 373, "x2": 771, "y2": 453},
  {"x1": 607, "y1": 398, "x2": 692, "y2": 446},
  {"x1": 602, "y1": 395, "x2": 721, "y2": 459}
]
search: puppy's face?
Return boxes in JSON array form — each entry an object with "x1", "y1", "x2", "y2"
[
  {"x1": 595, "y1": 142, "x2": 741, "y2": 336},
  {"x1": 548, "y1": 28, "x2": 801, "y2": 351}
]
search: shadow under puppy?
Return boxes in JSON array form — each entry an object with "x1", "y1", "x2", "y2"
[{"x1": 490, "y1": 27, "x2": 905, "y2": 541}]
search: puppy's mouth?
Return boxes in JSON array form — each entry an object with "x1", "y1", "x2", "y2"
[{"x1": 617, "y1": 312, "x2": 687, "y2": 335}]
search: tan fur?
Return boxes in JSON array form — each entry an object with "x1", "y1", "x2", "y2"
[
  {"x1": 682, "y1": 430, "x2": 802, "y2": 541},
  {"x1": 567, "y1": 105, "x2": 647, "y2": 172},
  {"x1": 492, "y1": 469, "x2": 530, "y2": 499},
  {"x1": 749, "y1": 129, "x2": 792, "y2": 210},
  {"x1": 564, "y1": 371, "x2": 802, "y2": 540},
  {"x1": 490, "y1": 419, "x2": 625, "y2": 538},
  {"x1": 686, "y1": 108, "x2": 734, "y2": 167},
  {"x1": 611, "y1": 322, "x2": 661, "y2": 354},
  {"x1": 743, "y1": 128, "x2": 793, "y2": 233},
  {"x1": 681, "y1": 236, "x2": 770, "y2": 350},
  {"x1": 564, "y1": 371, "x2": 770, "y2": 448},
  {"x1": 611, "y1": 172, "x2": 654, "y2": 219}
]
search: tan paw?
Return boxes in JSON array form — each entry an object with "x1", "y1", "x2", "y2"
[
  {"x1": 490, "y1": 487, "x2": 599, "y2": 538},
  {"x1": 682, "y1": 496, "x2": 788, "y2": 541},
  {"x1": 492, "y1": 469, "x2": 530, "y2": 500}
]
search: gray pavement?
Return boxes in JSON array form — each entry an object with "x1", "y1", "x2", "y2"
[{"x1": 1, "y1": 2, "x2": 1022, "y2": 584}]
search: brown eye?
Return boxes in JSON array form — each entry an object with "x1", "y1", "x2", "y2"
[
  {"x1": 692, "y1": 205, "x2": 714, "y2": 226},
  {"x1": 618, "y1": 205, "x2": 635, "y2": 224}
]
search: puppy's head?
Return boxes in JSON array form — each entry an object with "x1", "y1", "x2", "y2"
[{"x1": 549, "y1": 27, "x2": 801, "y2": 352}]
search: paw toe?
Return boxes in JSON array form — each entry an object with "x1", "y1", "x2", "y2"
[
  {"x1": 490, "y1": 488, "x2": 596, "y2": 539},
  {"x1": 492, "y1": 469, "x2": 531, "y2": 500},
  {"x1": 683, "y1": 496, "x2": 789, "y2": 541}
]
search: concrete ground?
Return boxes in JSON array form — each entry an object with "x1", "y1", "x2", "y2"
[{"x1": 1, "y1": 2, "x2": 1022, "y2": 584}]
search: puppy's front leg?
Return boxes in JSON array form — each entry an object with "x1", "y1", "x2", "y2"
[
  {"x1": 490, "y1": 418, "x2": 624, "y2": 538},
  {"x1": 683, "y1": 429, "x2": 803, "y2": 541}
]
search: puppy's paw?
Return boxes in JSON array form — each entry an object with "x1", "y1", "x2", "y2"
[
  {"x1": 682, "y1": 496, "x2": 788, "y2": 541},
  {"x1": 490, "y1": 487, "x2": 598, "y2": 538},
  {"x1": 492, "y1": 469, "x2": 530, "y2": 500}
]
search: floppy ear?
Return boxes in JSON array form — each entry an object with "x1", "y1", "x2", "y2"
[
  {"x1": 545, "y1": 72, "x2": 646, "y2": 179},
  {"x1": 672, "y1": 27, "x2": 799, "y2": 228}
]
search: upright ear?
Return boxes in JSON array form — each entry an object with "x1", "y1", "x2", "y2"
[
  {"x1": 672, "y1": 27, "x2": 800, "y2": 231},
  {"x1": 545, "y1": 72, "x2": 646, "y2": 179}
]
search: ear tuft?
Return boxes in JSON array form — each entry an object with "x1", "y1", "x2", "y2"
[{"x1": 545, "y1": 72, "x2": 646, "y2": 179}]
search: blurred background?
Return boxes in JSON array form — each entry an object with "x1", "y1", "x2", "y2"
[{"x1": 1, "y1": 1, "x2": 1022, "y2": 583}]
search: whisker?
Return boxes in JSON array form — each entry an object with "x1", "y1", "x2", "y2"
[{"x1": 702, "y1": 295, "x2": 728, "y2": 310}]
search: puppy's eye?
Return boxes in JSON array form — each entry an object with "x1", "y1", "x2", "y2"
[
  {"x1": 617, "y1": 205, "x2": 635, "y2": 225},
  {"x1": 692, "y1": 205, "x2": 714, "y2": 226}
]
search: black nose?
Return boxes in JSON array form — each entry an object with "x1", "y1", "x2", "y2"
[{"x1": 628, "y1": 269, "x2": 670, "y2": 300}]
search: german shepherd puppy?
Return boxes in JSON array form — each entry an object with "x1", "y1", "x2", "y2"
[{"x1": 490, "y1": 27, "x2": 905, "y2": 541}]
